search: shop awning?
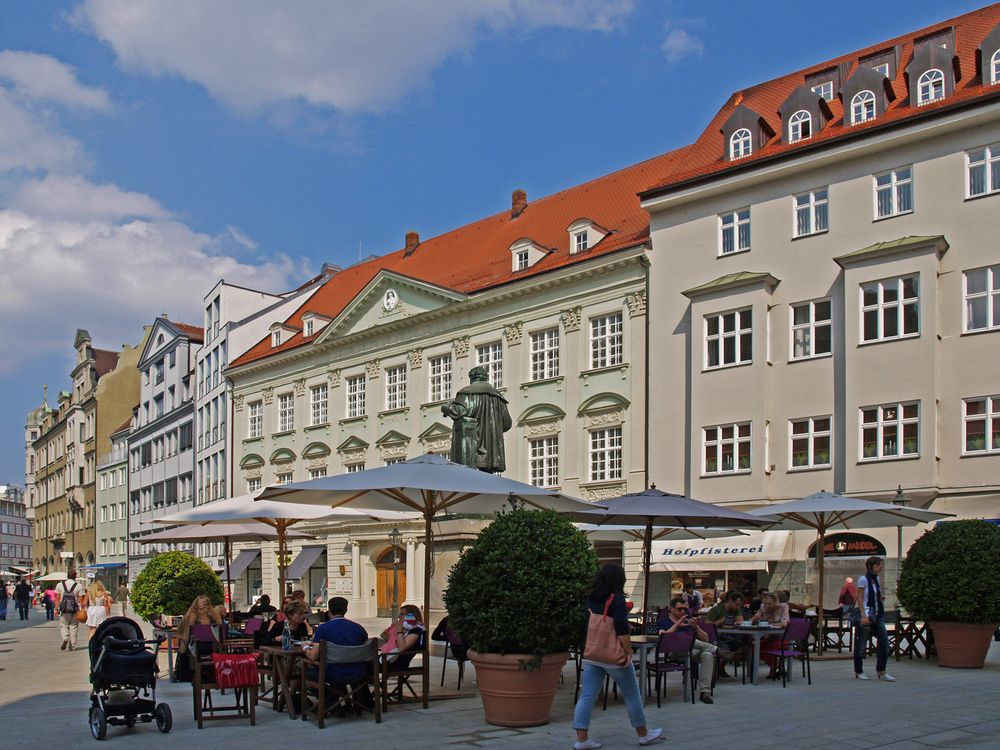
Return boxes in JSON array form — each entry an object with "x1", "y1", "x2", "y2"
[
  {"x1": 225, "y1": 549, "x2": 260, "y2": 581},
  {"x1": 650, "y1": 531, "x2": 793, "y2": 572},
  {"x1": 286, "y1": 545, "x2": 326, "y2": 580},
  {"x1": 80, "y1": 563, "x2": 127, "y2": 570}
]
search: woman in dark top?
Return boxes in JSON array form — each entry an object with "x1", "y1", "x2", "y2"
[
  {"x1": 256, "y1": 601, "x2": 312, "y2": 646},
  {"x1": 572, "y1": 564, "x2": 663, "y2": 750}
]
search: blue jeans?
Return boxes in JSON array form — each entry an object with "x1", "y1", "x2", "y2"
[
  {"x1": 573, "y1": 662, "x2": 646, "y2": 731},
  {"x1": 854, "y1": 617, "x2": 889, "y2": 674}
]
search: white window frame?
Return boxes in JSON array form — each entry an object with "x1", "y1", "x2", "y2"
[
  {"x1": 811, "y1": 80, "x2": 833, "y2": 100},
  {"x1": 790, "y1": 298, "x2": 832, "y2": 359},
  {"x1": 428, "y1": 354, "x2": 453, "y2": 403},
  {"x1": 704, "y1": 308, "x2": 753, "y2": 369},
  {"x1": 850, "y1": 90, "x2": 876, "y2": 125},
  {"x1": 917, "y1": 68, "x2": 945, "y2": 105},
  {"x1": 788, "y1": 110, "x2": 812, "y2": 142},
  {"x1": 793, "y1": 188, "x2": 828, "y2": 237},
  {"x1": 966, "y1": 145, "x2": 1000, "y2": 198},
  {"x1": 276, "y1": 472, "x2": 293, "y2": 485},
  {"x1": 872, "y1": 62, "x2": 890, "y2": 78},
  {"x1": 271, "y1": 330, "x2": 281, "y2": 347},
  {"x1": 992, "y1": 49, "x2": 1000, "y2": 85},
  {"x1": 590, "y1": 312, "x2": 623, "y2": 369},
  {"x1": 530, "y1": 328, "x2": 560, "y2": 381},
  {"x1": 278, "y1": 393, "x2": 295, "y2": 432},
  {"x1": 310, "y1": 383, "x2": 328, "y2": 426},
  {"x1": 702, "y1": 422, "x2": 752, "y2": 475},
  {"x1": 304, "y1": 319, "x2": 314, "y2": 337},
  {"x1": 247, "y1": 400, "x2": 263, "y2": 438},
  {"x1": 515, "y1": 249, "x2": 529, "y2": 270},
  {"x1": 528, "y1": 436, "x2": 559, "y2": 488},
  {"x1": 308, "y1": 467, "x2": 327, "y2": 479},
  {"x1": 346, "y1": 375, "x2": 366, "y2": 418},
  {"x1": 574, "y1": 231, "x2": 589, "y2": 254},
  {"x1": 962, "y1": 396, "x2": 1000, "y2": 454},
  {"x1": 860, "y1": 402, "x2": 919, "y2": 460},
  {"x1": 963, "y1": 265, "x2": 1000, "y2": 332},
  {"x1": 789, "y1": 416, "x2": 832, "y2": 469},
  {"x1": 385, "y1": 365, "x2": 407, "y2": 410},
  {"x1": 476, "y1": 341, "x2": 503, "y2": 388},
  {"x1": 719, "y1": 208, "x2": 751, "y2": 255},
  {"x1": 860, "y1": 275, "x2": 919, "y2": 343},
  {"x1": 729, "y1": 128, "x2": 752, "y2": 160},
  {"x1": 247, "y1": 478, "x2": 262, "y2": 493},
  {"x1": 874, "y1": 166, "x2": 913, "y2": 218},
  {"x1": 345, "y1": 462, "x2": 366, "y2": 473},
  {"x1": 588, "y1": 427, "x2": 623, "y2": 482}
]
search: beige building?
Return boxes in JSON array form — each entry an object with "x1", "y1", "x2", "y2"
[{"x1": 639, "y1": 6, "x2": 1000, "y2": 605}]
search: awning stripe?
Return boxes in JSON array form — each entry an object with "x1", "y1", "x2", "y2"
[
  {"x1": 286, "y1": 545, "x2": 326, "y2": 580},
  {"x1": 225, "y1": 549, "x2": 260, "y2": 581}
]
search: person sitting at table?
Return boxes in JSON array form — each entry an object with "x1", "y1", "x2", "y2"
[
  {"x1": 752, "y1": 591, "x2": 791, "y2": 679},
  {"x1": 257, "y1": 600, "x2": 312, "y2": 647},
  {"x1": 303, "y1": 596, "x2": 372, "y2": 709},
  {"x1": 657, "y1": 597, "x2": 718, "y2": 704},
  {"x1": 749, "y1": 588, "x2": 768, "y2": 615},
  {"x1": 174, "y1": 595, "x2": 223, "y2": 681},
  {"x1": 705, "y1": 591, "x2": 744, "y2": 676},
  {"x1": 380, "y1": 604, "x2": 426, "y2": 671},
  {"x1": 248, "y1": 594, "x2": 277, "y2": 619}
]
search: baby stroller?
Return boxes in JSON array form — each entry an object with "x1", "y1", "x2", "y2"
[{"x1": 88, "y1": 616, "x2": 172, "y2": 740}]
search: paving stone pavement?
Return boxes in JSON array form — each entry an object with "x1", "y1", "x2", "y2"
[{"x1": 1, "y1": 604, "x2": 999, "y2": 750}]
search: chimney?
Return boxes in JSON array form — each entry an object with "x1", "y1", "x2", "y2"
[
  {"x1": 404, "y1": 231, "x2": 420, "y2": 256},
  {"x1": 511, "y1": 189, "x2": 527, "y2": 218},
  {"x1": 321, "y1": 262, "x2": 342, "y2": 277}
]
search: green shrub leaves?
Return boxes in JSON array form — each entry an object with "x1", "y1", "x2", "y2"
[{"x1": 131, "y1": 550, "x2": 225, "y2": 621}]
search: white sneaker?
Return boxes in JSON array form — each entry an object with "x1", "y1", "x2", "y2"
[
  {"x1": 855, "y1": 673, "x2": 870, "y2": 680},
  {"x1": 639, "y1": 728, "x2": 663, "y2": 746},
  {"x1": 574, "y1": 740, "x2": 602, "y2": 750},
  {"x1": 879, "y1": 673, "x2": 897, "y2": 682}
]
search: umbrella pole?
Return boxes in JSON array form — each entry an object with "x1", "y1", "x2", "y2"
[
  {"x1": 422, "y1": 510, "x2": 432, "y2": 709},
  {"x1": 816, "y1": 526, "x2": 826, "y2": 656},
  {"x1": 224, "y1": 538, "x2": 233, "y2": 614},
  {"x1": 278, "y1": 525, "x2": 287, "y2": 599},
  {"x1": 641, "y1": 520, "x2": 653, "y2": 624}
]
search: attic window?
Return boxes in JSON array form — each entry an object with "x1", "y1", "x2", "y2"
[
  {"x1": 729, "y1": 129, "x2": 752, "y2": 160},
  {"x1": 917, "y1": 69, "x2": 944, "y2": 105},
  {"x1": 515, "y1": 250, "x2": 530, "y2": 270},
  {"x1": 992, "y1": 50, "x2": 1000, "y2": 85},
  {"x1": 304, "y1": 320, "x2": 314, "y2": 337},
  {"x1": 271, "y1": 331, "x2": 281, "y2": 347},
  {"x1": 788, "y1": 110, "x2": 812, "y2": 143},
  {"x1": 872, "y1": 63, "x2": 890, "y2": 78},
  {"x1": 574, "y1": 231, "x2": 589, "y2": 254},
  {"x1": 811, "y1": 81, "x2": 834, "y2": 101},
  {"x1": 850, "y1": 90, "x2": 876, "y2": 125}
]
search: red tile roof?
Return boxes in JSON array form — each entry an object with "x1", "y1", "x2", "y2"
[
  {"x1": 641, "y1": 4, "x2": 1000, "y2": 197},
  {"x1": 172, "y1": 322, "x2": 205, "y2": 343},
  {"x1": 94, "y1": 349, "x2": 119, "y2": 378},
  {"x1": 112, "y1": 415, "x2": 134, "y2": 434}
]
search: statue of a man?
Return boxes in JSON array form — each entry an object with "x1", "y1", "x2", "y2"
[{"x1": 442, "y1": 366, "x2": 512, "y2": 472}]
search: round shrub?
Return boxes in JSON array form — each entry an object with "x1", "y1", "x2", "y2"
[
  {"x1": 131, "y1": 551, "x2": 224, "y2": 622},
  {"x1": 444, "y1": 508, "x2": 597, "y2": 659},
  {"x1": 898, "y1": 520, "x2": 1000, "y2": 624}
]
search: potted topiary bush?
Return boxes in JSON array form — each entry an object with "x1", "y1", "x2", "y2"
[
  {"x1": 131, "y1": 551, "x2": 224, "y2": 624},
  {"x1": 898, "y1": 520, "x2": 1000, "y2": 668},
  {"x1": 444, "y1": 508, "x2": 596, "y2": 727}
]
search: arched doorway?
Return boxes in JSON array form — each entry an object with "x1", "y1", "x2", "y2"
[{"x1": 375, "y1": 547, "x2": 406, "y2": 617}]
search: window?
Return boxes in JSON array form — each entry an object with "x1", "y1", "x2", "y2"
[
  {"x1": 153, "y1": 395, "x2": 164, "y2": 418},
  {"x1": 729, "y1": 128, "x2": 752, "y2": 160},
  {"x1": 788, "y1": 110, "x2": 812, "y2": 142},
  {"x1": 304, "y1": 319, "x2": 314, "y2": 337},
  {"x1": 346, "y1": 462, "x2": 365, "y2": 473},
  {"x1": 529, "y1": 436, "x2": 559, "y2": 488},
  {"x1": 309, "y1": 468, "x2": 327, "y2": 479},
  {"x1": 515, "y1": 249, "x2": 529, "y2": 270},
  {"x1": 310, "y1": 384, "x2": 328, "y2": 426},
  {"x1": 705, "y1": 308, "x2": 752, "y2": 368},
  {"x1": 385, "y1": 365, "x2": 407, "y2": 410},
  {"x1": 574, "y1": 231, "x2": 588, "y2": 253},
  {"x1": 992, "y1": 49, "x2": 1000, "y2": 85},
  {"x1": 967, "y1": 145, "x2": 1000, "y2": 197},
  {"x1": 154, "y1": 360, "x2": 164, "y2": 384},
  {"x1": 278, "y1": 393, "x2": 295, "y2": 432},
  {"x1": 917, "y1": 69, "x2": 944, "y2": 105},
  {"x1": 99, "y1": 473, "x2": 106, "y2": 491},
  {"x1": 720, "y1": 209, "x2": 751, "y2": 255},
  {"x1": 874, "y1": 167, "x2": 913, "y2": 218},
  {"x1": 590, "y1": 313, "x2": 623, "y2": 369},
  {"x1": 248, "y1": 400, "x2": 263, "y2": 438},
  {"x1": 861, "y1": 276, "x2": 919, "y2": 342},
  {"x1": 872, "y1": 62, "x2": 890, "y2": 78},
  {"x1": 428, "y1": 355, "x2": 452, "y2": 402},
  {"x1": 346, "y1": 375, "x2": 366, "y2": 418},
  {"x1": 476, "y1": 341, "x2": 503, "y2": 388},
  {"x1": 850, "y1": 90, "x2": 876, "y2": 125},
  {"x1": 384, "y1": 457, "x2": 405, "y2": 465},
  {"x1": 271, "y1": 331, "x2": 281, "y2": 347},
  {"x1": 247, "y1": 478, "x2": 262, "y2": 493},
  {"x1": 530, "y1": 328, "x2": 560, "y2": 380},
  {"x1": 588, "y1": 428, "x2": 622, "y2": 482},
  {"x1": 791, "y1": 299, "x2": 832, "y2": 359},
  {"x1": 861, "y1": 402, "x2": 919, "y2": 460},
  {"x1": 963, "y1": 396, "x2": 1000, "y2": 453},
  {"x1": 794, "y1": 189, "x2": 828, "y2": 236},
  {"x1": 811, "y1": 80, "x2": 834, "y2": 100},
  {"x1": 276, "y1": 473, "x2": 293, "y2": 485},
  {"x1": 789, "y1": 416, "x2": 832, "y2": 468},
  {"x1": 703, "y1": 422, "x2": 751, "y2": 474},
  {"x1": 964, "y1": 265, "x2": 1000, "y2": 332}
]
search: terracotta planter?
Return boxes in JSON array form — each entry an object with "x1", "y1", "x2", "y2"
[
  {"x1": 469, "y1": 650, "x2": 568, "y2": 727},
  {"x1": 929, "y1": 622, "x2": 997, "y2": 668}
]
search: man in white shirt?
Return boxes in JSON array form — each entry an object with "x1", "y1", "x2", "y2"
[{"x1": 56, "y1": 570, "x2": 85, "y2": 652}]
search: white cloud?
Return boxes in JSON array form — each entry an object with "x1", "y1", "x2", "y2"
[
  {"x1": 661, "y1": 24, "x2": 703, "y2": 63},
  {"x1": 0, "y1": 89, "x2": 84, "y2": 172},
  {"x1": 8, "y1": 175, "x2": 168, "y2": 221},
  {"x1": 226, "y1": 225, "x2": 258, "y2": 252},
  {"x1": 75, "y1": 0, "x2": 633, "y2": 114},
  {"x1": 0, "y1": 50, "x2": 111, "y2": 110}
]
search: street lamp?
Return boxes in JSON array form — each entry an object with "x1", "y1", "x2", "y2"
[
  {"x1": 892, "y1": 485, "x2": 911, "y2": 598},
  {"x1": 388, "y1": 526, "x2": 401, "y2": 624}
]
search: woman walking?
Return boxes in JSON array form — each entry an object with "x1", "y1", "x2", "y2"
[
  {"x1": 83, "y1": 580, "x2": 112, "y2": 639},
  {"x1": 573, "y1": 564, "x2": 662, "y2": 749},
  {"x1": 0, "y1": 579, "x2": 8, "y2": 620},
  {"x1": 854, "y1": 556, "x2": 895, "y2": 681}
]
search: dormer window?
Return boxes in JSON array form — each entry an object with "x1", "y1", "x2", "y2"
[
  {"x1": 510, "y1": 238, "x2": 547, "y2": 272},
  {"x1": 516, "y1": 250, "x2": 530, "y2": 270},
  {"x1": 271, "y1": 331, "x2": 281, "y2": 347},
  {"x1": 872, "y1": 63, "x2": 890, "y2": 78},
  {"x1": 788, "y1": 110, "x2": 812, "y2": 142},
  {"x1": 574, "y1": 231, "x2": 588, "y2": 254},
  {"x1": 729, "y1": 128, "x2": 752, "y2": 160},
  {"x1": 992, "y1": 50, "x2": 1000, "y2": 85},
  {"x1": 917, "y1": 69, "x2": 945, "y2": 105},
  {"x1": 304, "y1": 320, "x2": 314, "y2": 337},
  {"x1": 850, "y1": 91, "x2": 876, "y2": 125},
  {"x1": 811, "y1": 81, "x2": 834, "y2": 101}
]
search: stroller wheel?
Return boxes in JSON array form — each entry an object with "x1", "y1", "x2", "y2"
[
  {"x1": 154, "y1": 703, "x2": 172, "y2": 733},
  {"x1": 124, "y1": 715, "x2": 137, "y2": 728},
  {"x1": 89, "y1": 707, "x2": 107, "y2": 740}
]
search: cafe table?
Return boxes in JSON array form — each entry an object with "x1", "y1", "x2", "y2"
[
  {"x1": 153, "y1": 627, "x2": 178, "y2": 682},
  {"x1": 716, "y1": 625, "x2": 786, "y2": 685},
  {"x1": 630, "y1": 634, "x2": 659, "y2": 701},
  {"x1": 258, "y1": 644, "x2": 306, "y2": 719}
]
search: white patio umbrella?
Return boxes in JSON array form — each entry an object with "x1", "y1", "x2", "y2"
[
  {"x1": 748, "y1": 491, "x2": 952, "y2": 653},
  {"x1": 259, "y1": 453, "x2": 602, "y2": 708},
  {"x1": 138, "y1": 522, "x2": 316, "y2": 608},
  {"x1": 154, "y1": 492, "x2": 419, "y2": 597},
  {"x1": 35, "y1": 571, "x2": 68, "y2": 582}
]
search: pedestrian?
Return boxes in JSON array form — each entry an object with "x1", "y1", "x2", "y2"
[
  {"x1": 13, "y1": 577, "x2": 32, "y2": 620},
  {"x1": 573, "y1": 563, "x2": 663, "y2": 749},
  {"x1": 854, "y1": 556, "x2": 895, "y2": 682},
  {"x1": 0, "y1": 579, "x2": 8, "y2": 620},
  {"x1": 43, "y1": 586, "x2": 56, "y2": 620},
  {"x1": 838, "y1": 577, "x2": 857, "y2": 614},
  {"x1": 84, "y1": 580, "x2": 112, "y2": 639},
  {"x1": 114, "y1": 581, "x2": 129, "y2": 617},
  {"x1": 56, "y1": 570, "x2": 85, "y2": 651}
]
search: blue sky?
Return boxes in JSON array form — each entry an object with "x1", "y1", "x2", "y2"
[{"x1": 0, "y1": 0, "x2": 985, "y2": 482}]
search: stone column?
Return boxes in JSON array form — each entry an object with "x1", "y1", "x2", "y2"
[{"x1": 404, "y1": 537, "x2": 417, "y2": 602}]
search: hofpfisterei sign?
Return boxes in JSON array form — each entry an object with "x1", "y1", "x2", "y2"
[
  {"x1": 660, "y1": 543, "x2": 766, "y2": 559},
  {"x1": 807, "y1": 533, "x2": 886, "y2": 559}
]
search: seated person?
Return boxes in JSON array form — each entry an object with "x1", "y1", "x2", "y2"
[
  {"x1": 705, "y1": 591, "x2": 745, "y2": 675},
  {"x1": 380, "y1": 604, "x2": 426, "y2": 671},
  {"x1": 256, "y1": 600, "x2": 312, "y2": 646},
  {"x1": 248, "y1": 594, "x2": 277, "y2": 619},
  {"x1": 752, "y1": 591, "x2": 791, "y2": 679},
  {"x1": 749, "y1": 588, "x2": 769, "y2": 615},
  {"x1": 177, "y1": 595, "x2": 223, "y2": 656},
  {"x1": 303, "y1": 597, "x2": 370, "y2": 688},
  {"x1": 657, "y1": 597, "x2": 718, "y2": 704}
]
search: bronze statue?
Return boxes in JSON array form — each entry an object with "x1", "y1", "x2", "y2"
[{"x1": 442, "y1": 366, "x2": 512, "y2": 472}]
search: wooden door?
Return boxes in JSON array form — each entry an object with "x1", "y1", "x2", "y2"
[{"x1": 375, "y1": 549, "x2": 406, "y2": 617}]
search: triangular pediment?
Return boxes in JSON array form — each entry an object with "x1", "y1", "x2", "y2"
[
  {"x1": 138, "y1": 318, "x2": 182, "y2": 367},
  {"x1": 337, "y1": 435, "x2": 370, "y2": 452},
  {"x1": 375, "y1": 430, "x2": 410, "y2": 447},
  {"x1": 418, "y1": 422, "x2": 453, "y2": 441},
  {"x1": 315, "y1": 270, "x2": 468, "y2": 342}
]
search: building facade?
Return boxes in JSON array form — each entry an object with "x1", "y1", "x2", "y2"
[
  {"x1": 0, "y1": 485, "x2": 32, "y2": 575},
  {"x1": 95, "y1": 423, "x2": 130, "y2": 588}
]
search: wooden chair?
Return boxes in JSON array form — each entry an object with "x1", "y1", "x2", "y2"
[
  {"x1": 299, "y1": 639, "x2": 381, "y2": 728},
  {"x1": 821, "y1": 608, "x2": 851, "y2": 652},
  {"x1": 190, "y1": 639, "x2": 258, "y2": 728},
  {"x1": 381, "y1": 645, "x2": 425, "y2": 710}
]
